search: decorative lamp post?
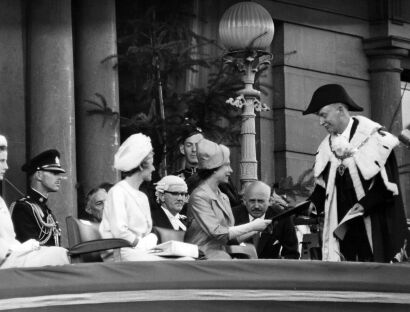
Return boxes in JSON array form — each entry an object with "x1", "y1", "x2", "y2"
[{"x1": 219, "y1": 2, "x2": 274, "y2": 187}]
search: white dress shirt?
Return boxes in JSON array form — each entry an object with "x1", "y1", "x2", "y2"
[{"x1": 162, "y1": 207, "x2": 186, "y2": 231}]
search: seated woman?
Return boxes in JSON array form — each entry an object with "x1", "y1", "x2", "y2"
[
  {"x1": 184, "y1": 139, "x2": 271, "y2": 259},
  {"x1": 0, "y1": 135, "x2": 69, "y2": 269},
  {"x1": 99, "y1": 133, "x2": 163, "y2": 261}
]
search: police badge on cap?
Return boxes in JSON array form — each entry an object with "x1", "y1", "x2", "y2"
[{"x1": 22, "y1": 149, "x2": 66, "y2": 175}]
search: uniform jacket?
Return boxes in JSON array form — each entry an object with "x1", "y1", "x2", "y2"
[
  {"x1": 234, "y1": 204, "x2": 300, "y2": 259},
  {"x1": 11, "y1": 189, "x2": 60, "y2": 246},
  {"x1": 184, "y1": 182, "x2": 235, "y2": 259}
]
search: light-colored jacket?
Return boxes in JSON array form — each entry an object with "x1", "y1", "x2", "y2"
[
  {"x1": 0, "y1": 196, "x2": 21, "y2": 262},
  {"x1": 184, "y1": 182, "x2": 235, "y2": 259},
  {"x1": 100, "y1": 180, "x2": 153, "y2": 245}
]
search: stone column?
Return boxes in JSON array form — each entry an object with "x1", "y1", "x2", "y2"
[
  {"x1": 365, "y1": 47, "x2": 409, "y2": 216},
  {"x1": 27, "y1": 0, "x2": 77, "y2": 246},
  {"x1": 366, "y1": 48, "x2": 408, "y2": 135},
  {"x1": 0, "y1": 0, "x2": 26, "y2": 203},
  {"x1": 73, "y1": 0, "x2": 120, "y2": 213}
]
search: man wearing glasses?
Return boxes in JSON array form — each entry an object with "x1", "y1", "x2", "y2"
[
  {"x1": 11, "y1": 149, "x2": 66, "y2": 247},
  {"x1": 152, "y1": 175, "x2": 189, "y2": 231}
]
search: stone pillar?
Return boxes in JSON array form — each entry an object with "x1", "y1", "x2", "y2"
[
  {"x1": 0, "y1": 0, "x2": 26, "y2": 204},
  {"x1": 27, "y1": 0, "x2": 77, "y2": 246},
  {"x1": 365, "y1": 47, "x2": 410, "y2": 216},
  {"x1": 366, "y1": 48, "x2": 408, "y2": 134},
  {"x1": 73, "y1": 0, "x2": 120, "y2": 214}
]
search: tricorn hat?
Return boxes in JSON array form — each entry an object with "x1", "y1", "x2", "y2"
[
  {"x1": 22, "y1": 149, "x2": 66, "y2": 175},
  {"x1": 303, "y1": 84, "x2": 363, "y2": 115}
]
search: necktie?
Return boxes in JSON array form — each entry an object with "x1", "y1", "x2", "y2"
[{"x1": 175, "y1": 217, "x2": 186, "y2": 231}]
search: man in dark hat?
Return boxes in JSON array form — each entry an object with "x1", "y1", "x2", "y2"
[
  {"x1": 11, "y1": 149, "x2": 66, "y2": 247},
  {"x1": 303, "y1": 84, "x2": 408, "y2": 263},
  {"x1": 174, "y1": 121, "x2": 242, "y2": 212},
  {"x1": 173, "y1": 120, "x2": 204, "y2": 182}
]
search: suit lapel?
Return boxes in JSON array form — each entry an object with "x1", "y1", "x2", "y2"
[
  {"x1": 257, "y1": 208, "x2": 275, "y2": 254},
  {"x1": 159, "y1": 207, "x2": 174, "y2": 229},
  {"x1": 200, "y1": 183, "x2": 234, "y2": 222},
  {"x1": 349, "y1": 117, "x2": 359, "y2": 142}
]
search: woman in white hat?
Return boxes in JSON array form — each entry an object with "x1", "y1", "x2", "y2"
[
  {"x1": 99, "y1": 133, "x2": 162, "y2": 261},
  {"x1": 0, "y1": 135, "x2": 69, "y2": 268},
  {"x1": 184, "y1": 139, "x2": 271, "y2": 259}
]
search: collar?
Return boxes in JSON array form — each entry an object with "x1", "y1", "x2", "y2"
[
  {"x1": 249, "y1": 213, "x2": 266, "y2": 221},
  {"x1": 185, "y1": 166, "x2": 197, "y2": 173},
  {"x1": 161, "y1": 206, "x2": 186, "y2": 231},
  {"x1": 161, "y1": 205, "x2": 180, "y2": 219},
  {"x1": 183, "y1": 166, "x2": 197, "y2": 179},
  {"x1": 28, "y1": 188, "x2": 48, "y2": 204},
  {"x1": 340, "y1": 117, "x2": 353, "y2": 140}
]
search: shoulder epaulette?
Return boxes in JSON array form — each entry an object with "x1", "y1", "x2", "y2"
[{"x1": 10, "y1": 198, "x2": 30, "y2": 215}]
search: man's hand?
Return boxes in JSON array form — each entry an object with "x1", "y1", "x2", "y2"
[
  {"x1": 308, "y1": 202, "x2": 316, "y2": 216},
  {"x1": 346, "y1": 203, "x2": 364, "y2": 216}
]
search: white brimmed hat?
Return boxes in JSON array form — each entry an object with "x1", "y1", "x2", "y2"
[{"x1": 114, "y1": 133, "x2": 152, "y2": 172}]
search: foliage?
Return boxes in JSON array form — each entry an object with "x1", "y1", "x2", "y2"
[
  {"x1": 89, "y1": 0, "x2": 244, "y2": 172},
  {"x1": 274, "y1": 168, "x2": 315, "y2": 205}
]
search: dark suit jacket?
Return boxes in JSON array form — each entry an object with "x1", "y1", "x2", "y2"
[
  {"x1": 151, "y1": 203, "x2": 186, "y2": 230},
  {"x1": 234, "y1": 204, "x2": 300, "y2": 259}
]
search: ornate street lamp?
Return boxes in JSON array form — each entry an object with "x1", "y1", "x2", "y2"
[{"x1": 219, "y1": 1, "x2": 274, "y2": 187}]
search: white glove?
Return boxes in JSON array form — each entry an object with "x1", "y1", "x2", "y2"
[
  {"x1": 229, "y1": 219, "x2": 271, "y2": 240},
  {"x1": 11, "y1": 239, "x2": 40, "y2": 252},
  {"x1": 136, "y1": 233, "x2": 158, "y2": 251}
]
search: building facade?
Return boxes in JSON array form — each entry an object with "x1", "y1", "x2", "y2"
[{"x1": 0, "y1": 0, "x2": 409, "y2": 245}]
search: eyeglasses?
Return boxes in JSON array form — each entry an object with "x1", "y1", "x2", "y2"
[{"x1": 164, "y1": 191, "x2": 188, "y2": 197}]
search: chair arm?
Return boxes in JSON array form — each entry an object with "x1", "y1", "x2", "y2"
[{"x1": 68, "y1": 238, "x2": 132, "y2": 256}]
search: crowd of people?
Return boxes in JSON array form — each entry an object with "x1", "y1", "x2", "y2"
[{"x1": 1, "y1": 83, "x2": 409, "y2": 269}]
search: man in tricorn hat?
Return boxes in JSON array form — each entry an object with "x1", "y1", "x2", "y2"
[
  {"x1": 303, "y1": 84, "x2": 408, "y2": 263},
  {"x1": 11, "y1": 149, "x2": 66, "y2": 247}
]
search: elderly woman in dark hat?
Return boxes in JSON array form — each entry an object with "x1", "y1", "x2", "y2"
[
  {"x1": 99, "y1": 133, "x2": 163, "y2": 261},
  {"x1": 184, "y1": 139, "x2": 271, "y2": 259}
]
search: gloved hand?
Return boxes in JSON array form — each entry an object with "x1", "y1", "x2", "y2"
[
  {"x1": 136, "y1": 233, "x2": 158, "y2": 251},
  {"x1": 229, "y1": 219, "x2": 271, "y2": 240},
  {"x1": 250, "y1": 218, "x2": 272, "y2": 231}
]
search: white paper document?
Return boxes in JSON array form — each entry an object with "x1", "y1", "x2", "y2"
[
  {"x1": 149, "y1": 240, "x2": 199, "y2": 258},
  {"x1": 333, "y1": 210, "x2": 364, "y2": 241}
]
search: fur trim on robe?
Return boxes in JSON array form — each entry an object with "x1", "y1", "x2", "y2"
[{"x1": 313, "y1": 116, "x2": 399, "y2": 261}]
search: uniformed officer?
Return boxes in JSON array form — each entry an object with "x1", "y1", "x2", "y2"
[
  {"x1": 11, "y1": 149, "x2": 66, "y2": 247},
  {"x1": 173, "y1": 121, "x2": 204, "y2": 181}
]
